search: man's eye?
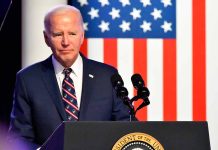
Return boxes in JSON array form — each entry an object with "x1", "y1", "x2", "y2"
[
  {"x1": 69, "y1": 32, "x2": 76, "y2": 35},
  {"x1": 53, "y1": 33, "x2": 62, "y2": 37}
]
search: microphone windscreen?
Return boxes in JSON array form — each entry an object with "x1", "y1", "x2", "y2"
[
  {"x1": 131, "y1": 73, "x2": 144, "y2": 88},
  {"x1": 111, "y1": 73, "x2": 124, "y2": 88}
]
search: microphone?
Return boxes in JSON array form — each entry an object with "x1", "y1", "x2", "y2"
[
  {"x1": 111, "y1": 73, "x2": 124, "y2": 91},
  {"x1": 111, "y1": 73, "x2": 129, "y2": 100},
  {"x1": 111, "y1": 73, "x2": 134, "y2": 111},
  {"x1": 131, "y1": 73, "x2": 145, "y2": 89},
  {"x1": 131, "y1": 73, "x2": 150, "y2": 111},
  {"x1": 131, "y1": 74, "x2": 150, "y2": 99}
]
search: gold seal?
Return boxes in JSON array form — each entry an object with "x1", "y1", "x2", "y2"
[{"x1": 112, "y1": 132, "x2": 164, "y2": 150}]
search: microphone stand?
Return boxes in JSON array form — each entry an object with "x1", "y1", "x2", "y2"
[
  {"x1": 120, "y1": 96, "x2": 135, "y2": 121},
  {"x1": 119, "y1": 94, "x2": 150, "y2": 121},
  {"x1": 126, "y1": 95, "x2": 150, "y2": 120},
  {"x1": 116, "y1": 89, "x2": 150, "y2": 121},
  {"x1": 115, "y1": 96, "x2": 135, "y2": 121}
]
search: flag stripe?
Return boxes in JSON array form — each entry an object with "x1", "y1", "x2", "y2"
[
  {"x1": 104, "y1": 39, "x2": 117, "y2": 68},
  {"x1": 192, "y1": 0, "x2": 206, "y2": 121},
  {"x1": 133, "y1": 39, "x2": 147, "y2": 121},
  {"x1": 163, "y1": 39, "x2": 177, "y2": 121},
  {"x1": 88, "y1": 38, "x2": 104, "y2": 62},
  {"x1": 147, "y1": 39, "x2": 163, "y2": 121},
  {"x1": 118, "y1": 39, "x2": 134, "y2": 98},
  {"x1": 80, "y1": 39, "x2": 87, "y2": 56},
  {"x1": 177, "y1": 0, "x2": 193, "y2": 121},
  {"x1": 206, "y1": 0, "x2": 218, "y2": 149}
]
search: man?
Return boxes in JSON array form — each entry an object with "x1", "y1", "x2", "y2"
[{"x1": 8, "y1": 4, "x2": 131, "y2": 149}]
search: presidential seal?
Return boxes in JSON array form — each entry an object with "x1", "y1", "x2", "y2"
[{"x1": 112, "y1": 132, "x2": 164, "y2": 150}]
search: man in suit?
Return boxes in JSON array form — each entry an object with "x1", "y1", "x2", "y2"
[{"x1": 8, "y1": 4, "x2": 131, "y2": 149}]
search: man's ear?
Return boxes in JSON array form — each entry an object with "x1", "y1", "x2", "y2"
[
  {"x1": 43, "y1": 31, "x2": 50, "y2": 47},
  {"x1": 80, "y1": 31, "x2": 84, "y2": 45}
]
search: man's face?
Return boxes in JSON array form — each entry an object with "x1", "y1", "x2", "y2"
[{"x1": 44, "y1": 11, "x2": 84, "y2": 67}]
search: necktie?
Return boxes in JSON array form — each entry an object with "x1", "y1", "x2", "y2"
[{"x1": 62, "y1": 68, "x2": 79, "y2": 121}]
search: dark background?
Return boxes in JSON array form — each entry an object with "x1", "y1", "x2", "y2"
[{"x1": 0, "y1": 0, "x2": 21, "y2": 128}]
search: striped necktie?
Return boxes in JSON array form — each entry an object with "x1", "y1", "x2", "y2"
[{"x1": 62, "y1": 68, "x2": 79, "y2": 121}]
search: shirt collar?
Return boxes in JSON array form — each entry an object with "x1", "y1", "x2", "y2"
[{"x1": 52, "y1": 54, "x2": 83, "y2": 77}]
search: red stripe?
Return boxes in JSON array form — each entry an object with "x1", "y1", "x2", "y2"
[
  {"x1": 65, "y1": 109, "x2": 78, "y2": 120},
  {"x1": 64, "y1": 79, "x2": 75, "y2": 89},
  {"x1": 192, "y1": 0, "x2": 206, "y2": 121},
  {"x1": 80, "y1": 38, "x2": 87, "y2": 56},
  {"x1": 63, "y1": 88, "x2": 77, "y2": 100},
  {"x1": 63, "y1": 97, "x2": 79, "y2": 111},
  {"x1": 104, "y1": 39, "x2": 117, "y2": 68},
  {"x1": 163, "y1": 39, "x2": 177, "y2": 121},
  {"x1": 133, "y1": 39, "x2": 147, "y2": 121}
]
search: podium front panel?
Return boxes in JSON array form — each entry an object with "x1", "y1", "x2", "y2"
[{"x1": 41, "y1": 121, "x2": 210, "y2": 150}]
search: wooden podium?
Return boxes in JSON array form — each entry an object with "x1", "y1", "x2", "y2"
[{"x1": 40, "y1": 121, "x2": 210, "y2": 150}]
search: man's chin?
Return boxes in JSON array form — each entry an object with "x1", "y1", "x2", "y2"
[{"x1": 61, "y1": 57, "x2": 77, "y2": 67}]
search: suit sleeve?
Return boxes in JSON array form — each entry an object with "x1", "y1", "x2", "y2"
[{"x1": 8, "y1": 72, "x2": 40, "y2": 149}]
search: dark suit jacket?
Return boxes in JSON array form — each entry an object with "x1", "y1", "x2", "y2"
[{"x1": 8, "y1": 54, "x2": 130, "y2": 149}]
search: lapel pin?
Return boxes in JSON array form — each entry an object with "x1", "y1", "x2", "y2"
[{"x1": 89, "y1": 74, "x2": 94, "y2": 78}]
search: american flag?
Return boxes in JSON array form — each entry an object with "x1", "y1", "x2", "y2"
[{"x1": 69, "y1": 0, "x2": 206, "y2": 122}]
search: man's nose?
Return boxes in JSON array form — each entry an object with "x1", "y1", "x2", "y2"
[{"x1": 62, "y1": 35, "x2": 69, "y2": 46}]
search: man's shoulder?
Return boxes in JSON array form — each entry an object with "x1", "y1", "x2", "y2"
[
  {"x1": 84, "y1": 57, "x2": 117, "y2": 74},
  {"x1": 17, "y1": 56, "x2": 51, "y2": 76},
  {"x1": 87, "y1": 58, "x2": 115, "y2": 69}
]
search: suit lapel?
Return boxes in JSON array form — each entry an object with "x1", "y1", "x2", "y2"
[
  {"x1": 41, "y1": 56, "x2": 67, "y2": 120},
  {"x1": 79, "y1": 56, "x2": 95, "y2": 119}
]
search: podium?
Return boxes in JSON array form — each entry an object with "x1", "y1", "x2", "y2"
[{"x1": 41, "y1": 121, "x2": 210, "y2": 150}]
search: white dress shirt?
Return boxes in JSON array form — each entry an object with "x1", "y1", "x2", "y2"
[{"x1": 52, "y1": 54, "x2": 83, "y2": 109}]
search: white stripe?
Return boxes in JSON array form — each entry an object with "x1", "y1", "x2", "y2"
[
  {"x1": 176, "y1": 0, "x2": 193, "y2": 121},
  {"x1": 147, "y1": 39, "x2": 163, "y2": 121},
  {"x1": 206, "y1": 0, "x2": 218, "y2": 149},
  {"x1": 117, "y1": 39, "x2": 134, "y2": 98},
  {"x1": 87, "y1": 38, "x2": 104, "y2": 62}
]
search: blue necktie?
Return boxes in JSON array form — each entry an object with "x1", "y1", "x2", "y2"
[{"x1": 62, "y1": 68, "x2": 79, "y2": 121}]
